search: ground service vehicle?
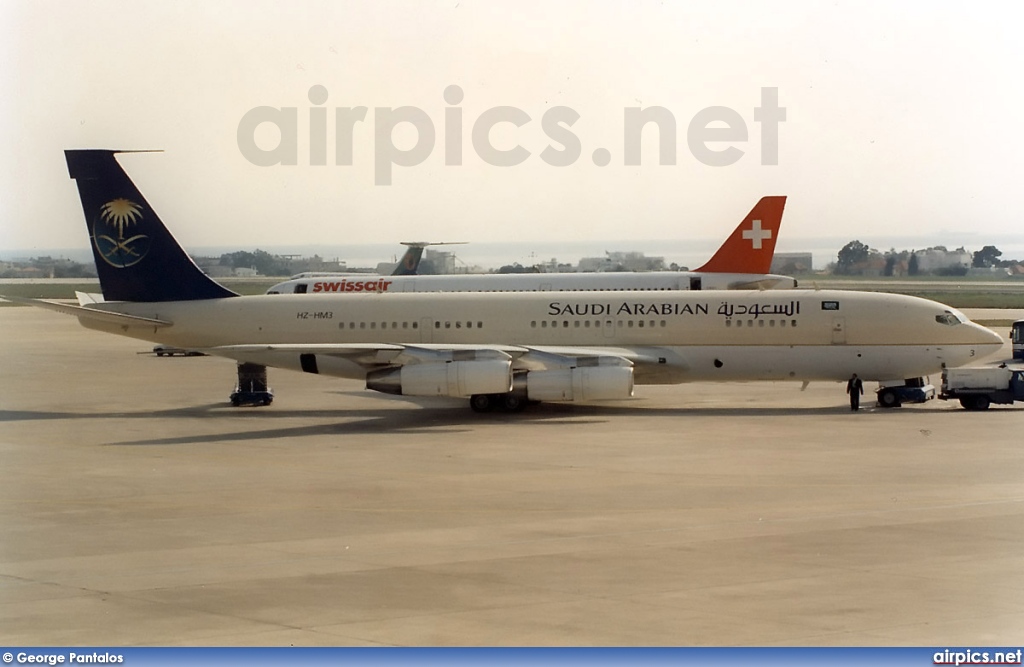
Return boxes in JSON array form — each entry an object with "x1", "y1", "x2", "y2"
[
  {"x1": 876, "y1": 376, "x2": 935, "y2": 408},
  {"x1": 1012, "y1": 320, "x2": 1023, "y2": 360},
  {"x1": 939, "y1": 367, "x2": 1024, "y2": 410}
]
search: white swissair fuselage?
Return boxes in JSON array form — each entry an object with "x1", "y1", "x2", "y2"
[
  {"x1": 265, "y1": 271, "x2": 798, "y2": 295},
  {"x1": 79, "y1": 289, "x2": 1002, "y2": 387}
]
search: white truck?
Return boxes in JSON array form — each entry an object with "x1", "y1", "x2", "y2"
[{"x1": 939, "y1": 367, "x2": 1024, "y2": 410}]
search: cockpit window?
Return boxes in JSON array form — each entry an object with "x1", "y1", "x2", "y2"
[{"x1": 935, "y1": 310, "x2": 963, "y2": 326}]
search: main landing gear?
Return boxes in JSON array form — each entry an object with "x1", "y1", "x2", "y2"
[
  {"x1": 469, "y1": 392, "x2": 530, "y2": 413},
  {"x1": 230, "y1": 362, "x2": 274, "y2": 407}
]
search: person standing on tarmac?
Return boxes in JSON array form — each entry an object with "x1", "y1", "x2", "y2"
[{"x1": 846, "y1": 373, "x2": 864, "y2": 411}]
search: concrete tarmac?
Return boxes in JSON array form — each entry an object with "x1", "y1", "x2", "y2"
[{"x1": 1, "y1": 308, "x2": 1022, "y2": 646}]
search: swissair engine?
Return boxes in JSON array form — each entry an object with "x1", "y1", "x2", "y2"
[{"x1": 366, "y1": 351, "x2": 513, "y2": 398}]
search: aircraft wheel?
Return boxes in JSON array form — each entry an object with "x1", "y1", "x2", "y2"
[
  {"x1": 501, "y1": 393, "x2": 527, "y2": 413},
  {"x1": 470, "y1": 394, "x2": 494, "y2": 413},
  {"x1": 878, "y1": 389, "x2": 900, "y2": 408}
]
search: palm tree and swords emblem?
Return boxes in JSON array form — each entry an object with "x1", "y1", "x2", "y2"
[{"x1": 93, "y1": 198, "x2": 150, "y2": 267}]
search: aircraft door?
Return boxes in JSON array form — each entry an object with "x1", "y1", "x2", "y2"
[
  {"x1": 419, "y1": 318, "x2": 433, "y2": 343},
  {"x1": 603, "y1": 318, "x2": 616, "y2": 338},
  {"x1": 831, "y1": 316, "x2": 846, "y2": 344}
]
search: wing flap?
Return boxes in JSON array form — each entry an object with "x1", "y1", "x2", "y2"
[{"x1": 207, "y1": 343, "x2": 406, "y2": 365}]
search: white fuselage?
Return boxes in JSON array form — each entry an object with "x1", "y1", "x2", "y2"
[
  {"x1": 265, "y1": 271, "x2": 798, "y2": 295},
  {"x1": 80, "y1": 289, "x2": 1003, "y2": 385}
]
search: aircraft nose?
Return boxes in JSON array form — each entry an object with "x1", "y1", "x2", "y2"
[{"x1": 973, "y1": 323, "x2": 1005, "y2": 348}]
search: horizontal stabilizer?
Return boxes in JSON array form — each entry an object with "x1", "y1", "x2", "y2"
[{"x1": 0, "y1": 295, "x2": 172, "y2": 327}]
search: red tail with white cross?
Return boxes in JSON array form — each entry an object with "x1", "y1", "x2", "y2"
[{"x1": 694, "y1": 196, "x2": 787, "y2": 274}]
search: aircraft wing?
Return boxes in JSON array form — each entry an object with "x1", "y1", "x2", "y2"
[
  {"x1": 0, "y1": 295, "x2": 172, "y2": 328},
  {"x1": 203, "y1": 342, "x2": 675, "y2": 376}
]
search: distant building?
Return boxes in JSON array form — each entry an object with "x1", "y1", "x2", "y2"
[
  {"x1": 770, "y1": 252, "x2": 813, "y2": 274},
  {"x1": 194, "y1": 257, "x2": 233, "y2": 277},
  {"x1": 283, "y1": 255, "x2": 347, "y2": 274},
  {"x1": 914, "y1": 247, "x2": 971, "y2": 272},
  {"x1": 578, "y1": 251, "x2": 665, "y2": 272}
]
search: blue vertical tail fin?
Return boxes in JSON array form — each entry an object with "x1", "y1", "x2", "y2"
[{"x1": 65, "y1": 150, "x2": 237, "y2": 302}]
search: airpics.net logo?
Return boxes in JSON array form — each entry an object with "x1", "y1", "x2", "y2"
[{"x1": 237, "y1": 85, "x2": 785, "y2": 185}]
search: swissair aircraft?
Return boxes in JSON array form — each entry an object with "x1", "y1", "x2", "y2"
[
  {"x1": 266, "y1": 197, "x2": 796, "y2": 295},
  {"x1": 287, "y1": 240, "x2": 467, "y2": 283},
  {"x1": 3, "y1": 150, "x2": 1004, "y2": 413}
]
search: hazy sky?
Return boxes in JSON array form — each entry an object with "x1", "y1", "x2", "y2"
[{"x1": 2, "y1": 0, "x2": 1022, "y2": 263}]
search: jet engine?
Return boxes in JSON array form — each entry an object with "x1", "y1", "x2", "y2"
[
  {"x1": 522, "y1": 366, "x2": 634, "y2": 402},
  {"x1": 366, "y1": 359, "x2": 513, "y2": 397}
]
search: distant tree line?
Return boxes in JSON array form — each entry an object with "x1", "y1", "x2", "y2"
[
  {"x1": 219, "y1": 250, "x2": 291, "y2": 276},
  {"x1": 833, "y1": 241, "x2": 1019, "y2": 276}
]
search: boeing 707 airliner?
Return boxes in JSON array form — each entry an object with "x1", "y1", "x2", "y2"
[{"x1": 2, "y1": 150, "x2": 1003, "y2": 413}]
